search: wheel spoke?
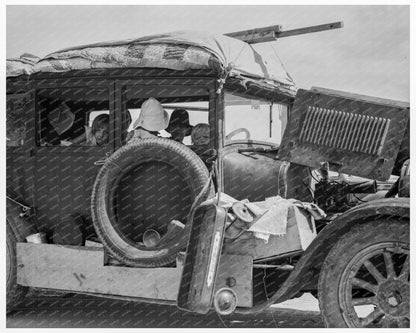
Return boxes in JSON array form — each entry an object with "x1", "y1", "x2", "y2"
[
  {"x1": 399, "y1": 254, "x2": 410, "y2": 280},
  {"x1": 352, "y1": 277, "x2": 378, "y2": 294},
  {"x1": 363, "y1": 260, "x2": 385, "y2": 284},
  {"x1": 360, "y1": 308, "x2": 384, "y2": 327},
  {"x1": 352, "y1": 296, "x2": 377, "y2": 306},
  {"x1": 383, "y1": 252, "x2": 396, "y2": 279}
]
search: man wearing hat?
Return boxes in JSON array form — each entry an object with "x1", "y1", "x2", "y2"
[
  {"x1": 127, "y1": 97, "x2": 169, "y2": 142},
  {"x1": 166, "y1": 109, "x2": 193, "y2": 143}
]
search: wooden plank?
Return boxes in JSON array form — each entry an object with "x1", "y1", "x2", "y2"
[
  {"x1": 226, "y1": 22, "x2": 343, "y2": 44},
  {"x1": 225, "y1": 24, "x2": 282, "y2": 38},
  {"x1": 225, "y1": 30, "x2": 277, "y2": 44},
  {"x1": 16, "y1": 243, "x2": 252, "y2": 307},
  {"x1": 275, "y1": 22, "x2": 344, "y2": 39},
  {"x1": 17, "y1": 243, "x2": 181, "y2": 300}
]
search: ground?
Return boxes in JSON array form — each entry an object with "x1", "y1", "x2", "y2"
[{"x1": 7, "y1": 291, "x2": 323, "y2": 328}]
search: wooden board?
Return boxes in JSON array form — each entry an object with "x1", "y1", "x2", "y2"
[
  {"x1": 225, "y1": 22, "x2": 343, "y2": 44},
  {"x1": 16, "y1": 243, "x2": 252, "y2": 307}
]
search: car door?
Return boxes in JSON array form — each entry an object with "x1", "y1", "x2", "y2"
[{"x1": 33, "y1": 77, "x2": 116, "y2": 237}]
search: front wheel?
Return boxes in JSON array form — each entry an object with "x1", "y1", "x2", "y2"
[{"x1": 318, "y1": 218, "x2": 409, "y2": 328}]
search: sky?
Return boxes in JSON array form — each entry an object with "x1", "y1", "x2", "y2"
[{"x1": 6, "y1": 5, "x2": 410, "y2": 101}]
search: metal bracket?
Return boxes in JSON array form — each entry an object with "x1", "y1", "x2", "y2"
[
  {"x1": 94, "y1": 151, "x2": 112, "y2": 165},
  {"x1": 6, "y1": 196, "x2": 34, "y2": 218}
]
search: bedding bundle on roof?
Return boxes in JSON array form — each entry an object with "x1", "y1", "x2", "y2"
[{"x1": 7, "y1": 30, "x2": 296, "y2": 92}]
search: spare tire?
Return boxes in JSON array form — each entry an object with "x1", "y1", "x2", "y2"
[{"x1": 91, "y1": 138, "x2": 212, "y2": 267}]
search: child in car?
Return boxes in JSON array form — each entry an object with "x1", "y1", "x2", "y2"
[
  {"x1": 86, "y1": 114, "x2": 109, "y2": 146},
  {"x1": 191, "y1": 123, "x2": 210, "y2": 146}
]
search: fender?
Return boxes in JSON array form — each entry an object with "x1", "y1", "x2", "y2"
[
  {"x1": 6, "y1": 198, "x2": 37, "y2": 242},
  {"x1": 237, "y1": 197, "x2": 409, "y2": 314}
]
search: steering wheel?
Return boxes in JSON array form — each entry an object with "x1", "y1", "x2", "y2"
[{"x1": 225, "y1": 128, "x2": 251, "y2": 141}]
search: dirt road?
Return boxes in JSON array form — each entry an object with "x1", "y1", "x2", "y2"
[{"x1": 7, "y1": 291, "x2": 323, "y2": 328}]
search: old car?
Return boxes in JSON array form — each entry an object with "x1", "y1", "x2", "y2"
[{"x1": 6, "y1": 23, "x2": 410, "y2": 328}]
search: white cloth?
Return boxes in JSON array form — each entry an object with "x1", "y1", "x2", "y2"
[
  {"x1": 219, "y1": 194, "x2": 321, "y2": 243},
  {"x1": 244, "y1": 196, "x2": 291, "y2": 243}
]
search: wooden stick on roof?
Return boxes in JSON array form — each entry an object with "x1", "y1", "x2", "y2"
[{"x1": 225, "y1": 21, "x2": 344, "y2": 44}]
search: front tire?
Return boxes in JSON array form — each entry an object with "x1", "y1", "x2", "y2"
[
  {"x1": 7, "y1": 223, "x2": 28, "y2": 313},
  {"x1": 318, "y1": 218, "x2": 409, "y2": 328}
]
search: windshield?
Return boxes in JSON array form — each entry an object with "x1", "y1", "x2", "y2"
[{"x1": 224, "y1": 93, "x2": 288, "y2": 146}]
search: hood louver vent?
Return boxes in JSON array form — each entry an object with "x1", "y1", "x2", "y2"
[{"x1": 299, "y1": 107, "x2": 390, "y2": 156}]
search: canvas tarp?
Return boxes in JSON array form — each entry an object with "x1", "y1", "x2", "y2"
[{"x1": 7, "y1": 30, "x2": 296, "y2": 91}]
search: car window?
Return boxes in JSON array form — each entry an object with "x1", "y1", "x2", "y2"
[
  {"x1": 37, "y1": 87, "x2": 110, "y2": 147},
  {"x1": 127, "y1": 103, "x2": 209, "y2": 145},
  {"x1": 121, "y1": 85, "x2": 210, "y2": 146},
  {"x1": 224, "y1": 93, "x2": 288, "y2": 145}
]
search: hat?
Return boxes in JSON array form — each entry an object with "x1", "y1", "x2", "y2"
[
  {"x1": 133, "y1": 98, "x2": 169, "y2": 132},
  {"x1": 167, "y1": 109, "x2": 193, "y2": 136}
]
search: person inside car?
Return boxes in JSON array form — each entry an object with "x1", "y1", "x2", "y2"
[
  {"x1": 191, "y1": 123, "x2": 210, "y2": 146},
  {"x1": 68, "y1": 113, "x2": 109, "y2": 146},
  {"x1": 87, "y1": 114, "x2": 110, "y2": 146},
  {"x1": 190, "y1": 123, "x2": 212, "y2": 162},
  {"x1": 126, "y1": 97, "x2": 169, "y2": 142},
  {"x1": 166, "y1": 108, "x2": 193, "y2": 143}
]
